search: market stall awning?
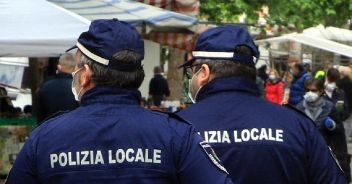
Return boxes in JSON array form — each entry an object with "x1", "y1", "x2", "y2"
[
  {"x1": 137, "y1": 0, "x2": 199, "y2": 16},
  {"x1": 49, "y1": 0, "x2": 197, "y2": 32},
  {"x1": 0, "y1": 0, "x2": 90, "y2": 57},
  {"x1": 255, "y1": 33, "x2": 352, "y2": 58},
  {"x1": 303, "y1": 25, "x2": 352, "y2": 42}
]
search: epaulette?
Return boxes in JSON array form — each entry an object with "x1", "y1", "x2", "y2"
[
  {"x1": 38, "y1": 110, "x2": 69, "y2": 126},
  {"x1": 282, "y1": 104, "x2": 316, "y2": 127},
  {"x1": 152, "y1": 110, "x2": 191, "y2": 125}
]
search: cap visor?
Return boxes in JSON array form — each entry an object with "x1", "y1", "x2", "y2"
[
  {"x1": 66, "y1": 45, "x2": 77, "y2": 52},
  {"x1": 178, "y1": 58, "x2": 195, "y2": 68}
]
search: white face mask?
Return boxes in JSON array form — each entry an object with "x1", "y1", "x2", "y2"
[
  {"x1": 325, "y1": 82, "x2": 336, "y2": 92},
  {"x1": 187, "y1": 68, "x2": 202, "y2": 103},
  {"x1": 269, "y1": 75, "x2": 276, "y2": 80},
  {"x1": 304, "y1": 91, "x2": 319, "y2": 103},
  {"x1": 71, "y1": 68, "x2": 83, "y2": 101}
]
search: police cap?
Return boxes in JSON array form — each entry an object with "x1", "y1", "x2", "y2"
[{"x1": 67, "y1": 19, "x2": 144, "y2": 71}]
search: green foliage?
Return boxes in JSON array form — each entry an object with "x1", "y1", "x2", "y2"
[{"x1": 200, "y1": 0, "x2": 352, "y2": 30}]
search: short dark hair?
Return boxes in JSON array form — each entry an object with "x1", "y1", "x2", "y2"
[
  {"x1": 78, "y1": 50, "x2": 145, "y2": 89},
  {"x1": 305, "y1": 78, "x2": 324, "y2": 91},
  {"x1": 327, "y1": 68, "x2": 340, "y2": 82},
  {"x1": 193, "y1": 46, "x2": 257, "y2": 81},
  {"x1": 294, "y1": 63, "x2": 304, "y2": 72},
  {"x1": 153, "y1": 66, "x2": 162, "y2": 74}
]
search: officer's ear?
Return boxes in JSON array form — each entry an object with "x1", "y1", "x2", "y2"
[
  {"x1": 198, "y1": 64, "x2": 211, "y2": 86},
  {"x1": 80, "y1": 64, "x2": 93, "y2": 88}
]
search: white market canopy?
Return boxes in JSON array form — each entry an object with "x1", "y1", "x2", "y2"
[
  {"x1": 0, "y1": 0, "x2": 197, "y2": 57},
  {"x1": 48, "y1": 0, "x2": 197, "y2": 32},
  {"x1": 0, "y1": 0, "x2": 90, "y2": 57},
  {"x1": 255, "y1": 33, "x2": 352, "y2": 58},
  {"x1": 303, "y1": 25, "x2": 352, "y2": 42}
]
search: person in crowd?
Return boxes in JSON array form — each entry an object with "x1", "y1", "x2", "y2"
[
  {"x1": 325, "y1": 68, "x2": 349, "y2": 121},
  {"x1": 265, "y1": 69, "x2": 283, "y2": 104},
  {"x1": 281, "y1": 70, "x2": 293, "y2": 104},
  {"x1": 177, "y1": 25, "x2": 345, "y2": 183},
  {"x1": 36, "y1": 53, "x2": 78, "y2": 123},
  {"x1": 288, "y1": 62, "x2": 311, "y2": 105},
  {"x1": 6, "y1": 19, "x2": 232, "y2": 184},
  {"x1": 296, "y1": 78, "x2": 350, "y2": 182},
  {"x1": 338, "y1": 65, "x2": 352, "y2": 140},
  {"x1": 148, "y1": 66, "x2": 170, "y2": 106},
  {"x1": 314, "y1": 65, "x2": 326, "y2": 79}
]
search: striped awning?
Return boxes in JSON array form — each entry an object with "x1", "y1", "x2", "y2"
[
  {"x1": 145, "y1": 32, "x2": 196, "y2": 50},
  {"x1": 49, "y1": 0, "x2": 197, "y2": 32},
  {"x1": 137, "y1": 0, "x2": 199, "y2": 16}
]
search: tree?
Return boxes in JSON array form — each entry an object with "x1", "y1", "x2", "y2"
[{"x1": 200, "y1": 0, "x2": 352, "y2": 31}]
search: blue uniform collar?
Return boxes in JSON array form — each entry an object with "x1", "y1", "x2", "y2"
[
  {"x1": 80, "y1": 86, "x2": 141, "y2": 106},
  {"x1": 196, "y1": 76, "x2": 260, "y2": 102}
]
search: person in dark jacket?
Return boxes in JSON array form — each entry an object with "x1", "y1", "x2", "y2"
[
  {"x1": 289, "y1": 63, "x2": 311, "y2": 105},
  {"x1": 324, "y1": 68, "x2": 350, "y2": 121},
  {"x1": 296, "y1": 78, "x2": 351, "y2": 182},
  {"x1": 6, "y1": 19, "x2": 232, "y2": 184},
  {"x1": 149, "y1": 66, "x2": 170, "y2": 106},
  {"x1": 177, "y1": 25, "x2": 345, "y2": 184},
  {"x1": 257, "y1": 65, "x2": 268, "y2": 82},
  {"x1": 339, "y1": 67, "x2": 352, "y2": 141},
  {"x1": 36, "y1": 53, "x2": 78, "y2": 123}
]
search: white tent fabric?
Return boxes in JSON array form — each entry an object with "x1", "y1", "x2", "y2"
[
  {"x1": 49, "y1": 0, "x2": 197, "y2": 32},
  {"x1": 303, "y1": 25, "x2": 352, "y2": 42},
  {"x1": 255, "y1": 33, "x2": 352, "y2": 58},
  {"x1": 0, "y1": 0, "x2": 90, "y2": 57}
]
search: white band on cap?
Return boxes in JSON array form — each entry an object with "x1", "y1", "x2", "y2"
[
  {"x1": 76, "y1": 42, "x2": 109, "y2": 66},
  {"x1": 192, "y1": 51, "x2": 234, "y2": 58}
]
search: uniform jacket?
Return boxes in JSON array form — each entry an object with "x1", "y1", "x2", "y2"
[
  {"x1": 265, "y1": 79, "x2": 284, "y2": 104},
  {"x1": 289, "y1": 71, "x2": 311, "y2": 105},
  {"x1": 177, "y1": 76, "x2": 345, "y2": 184},
  {"x1": 37, "y1": 72, "x2": 78, "y2": 123},
  {"x1": 7, "y1": 86, "x2": 232, "y2": 184}
]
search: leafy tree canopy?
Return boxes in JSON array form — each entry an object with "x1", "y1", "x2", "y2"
[{"x1": 200, "y1": 0, "x2": 352, "y2": 30}]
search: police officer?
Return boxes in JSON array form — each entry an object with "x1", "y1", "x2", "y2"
[
  {"x1": 177, "y1": 25, "x2": 346, "y2": 183},
  {"x1": 6, "y1": 19, "x2": 232, "y2": 184}
]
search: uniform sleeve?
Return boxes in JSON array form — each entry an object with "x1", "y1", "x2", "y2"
[
  {"x1": 176, "y1": 126, "x2": 233, "y2": 184},
  {"x1": 306, "y1": 119, "x2": 346, "y2": 184},
  {"x1": 6, "y1": 134, "x2": 40, "y2": 184}
]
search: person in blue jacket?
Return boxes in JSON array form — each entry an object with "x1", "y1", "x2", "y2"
[
  {"x1": 177, "y1": 25, "x2": 346, "y2": 184},
  {"x1": 289, "y1": 63, "x2": 311, "y2": 105},
  {"x1": 6, "y1": 19, "x2": 232, "y2": 184}
]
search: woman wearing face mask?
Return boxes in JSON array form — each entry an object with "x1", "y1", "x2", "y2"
[
  {"x1": 296, "y1": 78, "x2": 351, "y2": 182},
  {"x1": 265, "y1": 69, "x2": 284, "y2": 105},
  {"x1": 325, "y1": 68, "x2": 350, "y2": 121}
]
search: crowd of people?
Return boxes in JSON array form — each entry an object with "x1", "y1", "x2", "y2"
[
  {"x1": 4, "y1": 19, "x2": 352, "y2": 183},
  {"x1": 258, "y1": 61, "x2": 352, "y2": 181}
]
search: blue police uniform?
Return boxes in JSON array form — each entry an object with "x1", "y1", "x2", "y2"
[
  {"x1": 178, "y1": 76, "x2": 346, "y2": 183},
  {"x1": 7, "y1": 86, "x2": 232, "y2": 183}
]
